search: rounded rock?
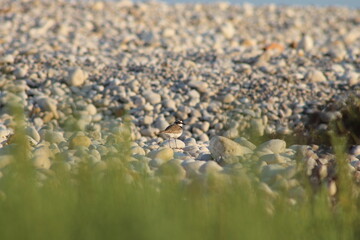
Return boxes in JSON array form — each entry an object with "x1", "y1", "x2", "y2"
[
  {"x1": 199, "y1": 161, "x2": 223, "y2": 174},
  {"x1": 209, "y1": 136, "x2": 253, "y2": 161},
  {"x1": 143, "y1": 90, "x2": 161, "y2": 105},
  {"x1": 67, "y1": 68, "x2": 87, "y2": 87},
  {"x1": 69, "y1": 136, "x2": 92, "y2": 149},
  {"x1": 161, "y1": 139, "x2": 185, "y2": 149},
  {"x1": 148, "y1": 147, "x2": 174, "y2": 162}
]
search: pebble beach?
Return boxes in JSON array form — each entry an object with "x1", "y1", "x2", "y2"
[{"x1": 1, "y1": 0, "x2": 360, "y2": 202}]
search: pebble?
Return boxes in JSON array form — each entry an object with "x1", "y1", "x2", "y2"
[
  {"x1": 305, "y1": 69, "x2": 327, "y2": 83},
  {"x1": 44, "y1": 131, "x2": 65, "y2": 144},
  {"x1": 209, "y1": 136, "x2": 253, "y2": 162},
  {"x1": 154, "y1": 117, "x2": 169, "y2": 130},
  {"x1": 222, "y1": 94, "x2": 235, "y2": 104},
  {"x1": 184, "y1": 138, "x2": 197, "y2": 146},
  {"x1": 255, "y1": 139, "x2": 286, "y2": 156},
  {"x1": 234, "y1": 137, "x2": 256, "y2": 150},
  {"x1": 32, "y1": 147, "x2": 51, "y2": 169},
  {"x1": 188, "y1": 81, "x2": 209, "y2": 93},
  {"x1": 182, "y1": 160, "x2": 204, "y2": 177},
  {"x1": 0, "y1": 54, "x2": 14, "y2": 64},
  {"x1": 131, "y1": 146, "x2": 146, "y2": 156},
  {"x1": 149, "y1": 158, "x2": 166, "y2": 168},
  {"x1": 69, "y1": 136, "x2": 92, "y2": 149},
  {"x1": 259, "y1": 153, "x2": 288, "y2": 164},
  {"x1": 148, "y1": 147, "x2": 174, "y2": 162},
  {"x1": 143, "y1": 90, "x2": 161, "y2": 105},
  {"x1": 67, "y1": 68, "x2": 87, "y2": 87},
  {"x1": 250, "y1": 118, "x2": 265, "y2": 136},
  {"x1": 37, "y1": 97, "x2": 59, "y2": 119},
  {"x1": 157, "y1": 161, "x2": 186, "y2": 180},
  {"x1": 26, "y1": 126, "x2": 40, "y2": 143},
  {"x1": 199, "y1": 161, "x2": 223, "y2": 175},
  {"x1": 161, "y1": 139, "x2": 185, "y2": 149}
]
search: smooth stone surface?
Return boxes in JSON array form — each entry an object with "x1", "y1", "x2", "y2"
[
  {"x1": 182, "y1": 160, "x2": 205, "y2": 177},
  {"x1": 160, "y1": 139, "x2": 185, "y2": 149},
  {"x1": 131, "y1": 146, "x2": 146, "y2": 155},
  {"x1": 250, "y1": 118, "x2": 265, "y2": 136},
  {"x1": 157, "y1": 161, "x2": 186, "y2": 179},
  {"x1": 305, "y1": 69, "x2": 327, "y2": 83},
  {"x1": 149, "y1": 158, "x2": 166, "y2": 168},
  {"x1": 26, "y1": 126, "x2": 40, "y2": 143},
  {"x1": 188, "y1": 81, "x2": 208, "y2": 93},
  {"x1": 69, "y1": 136, "x2": 92, "y2": 149},
  {"x1": 67, "y1": 68, "x2": 87, "y2": 86},
  {"x1": 259, "y1": 153, "x2": 288, "y2": 164},
  {"x1": 199, "y1": 161, "x2": 223, "y2": 174},
  {"x1": 255, "y1": 139, "x2": 286, "y2": 156},
  {"x1": 143, "y1": 90, "x2": 161, "y2": 105},
  {"x1": 234, "y1": 137, "x2": 256, "y2": 150},
  {"x1": 148, "y1": 147, "x2": 174, "y2": 162},
  {"x1": 209, "y1": 136, "x2": 253, "y2": 161}
]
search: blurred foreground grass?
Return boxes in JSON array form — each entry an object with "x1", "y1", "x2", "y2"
[
  {"x1": 1, "y1": 156, "x2": 357, "y2": 240},
  {"x1": 0, "y1": 104, "x2": 360, "y2": 240}
]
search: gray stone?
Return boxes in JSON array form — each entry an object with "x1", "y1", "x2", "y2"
[
  {"x1": 183, "y1": 145, "x2": 199, "y2": 156},
  {"x1": 148, "y1": 147, "x2": 174, "y2": 161},
  {"x1": 182, "y1": 160, "x2": 204, "y2": 177},
  {"x1": 86, "y1": 104, "x2": 97, "y2": 115},
  {"x1": 157, "y1": 161, "x2": 186, "y2": 180},
  {"x1": 45, "y1": 131, "x2": 65, "y2": 144},
  {"x1": 0, "y1": 54, "x2": 14, "y2": 64},
  {"x1": 234, "y1": 137, "x2": 256, "y2": 150},
  {"x1": 26, "y1": 126, "x2": 40, "y2": 143},
  {"x1": 149, "y1": 158, "x2": 166, "y2": 168},
  {"x1": 189, "y1": 80, "x2": 208, "y2": 93},
  {"x1": 199, "y1": 161, "x2": 223, "y2": 174},
  {"x1": 209, "y1": 136, "x2": 253, "y2": 161},
  {"x1": 69, "y1": 135, "x2": 92, "y2": 149},
  {"x1": 184, "y1": 138, "x2": 197, "y2": 146},
  {"x1": 32, "y1": 147, "x2": 51, "y2": 169},
  {"x1": 260, "y1": 164, "x2": 286, "y2": 182},
  {"x1": 162, "y1": 99, "x2": 176, "y2": 110},
  {"x1": 305, "y1": 69, "x2": 327, "y2": 83},
  {"x1": 343, "y1": 71, "x2": 360, "y2": 86},
  {"x1": 198, "y1": 133, "x2": 209, "y2": 142},
  {"x1": 142, "y1": 116, "x2": 153, "y2": 125},
  {"x1": 223, "y1": 127, "x2": 239, "y2": 139},
  {"x1": 259, "y1": 153, "x2": 288, "y2": 164},
  {"x1": 255, "y1": 139, "x2": 286, "y2": 156},
  {"x1": 154, "y1": 117, "x2": 169, "y2": 130},
  {"x1": 197, "y1": 153, "x2": 213, "y2": 161},
  {"x1": 131, "y1": 146, "x2": 146, "y2": 155},
  {"x1": 222, "y1": 93, "x2": 235, "y2": 103},
  {"x1": 250, "y1": 118, "x2": 265, "y2": 136},
  {"x1": 161, "y1": 139, "x2": 185, "y2": 149},
  {"x1": 67, "y1": 68, "x2": 87, "y2": 86},
  {"x1": 143, "y1": 90, "x2": 161, "y2": 105},
  {"x1": 37, "y1": 97, "x2": 59, "y2": 119}
]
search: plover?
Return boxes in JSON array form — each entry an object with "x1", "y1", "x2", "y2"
[{"x1": 159, "y1": 120, "x2": 184, "y2": 148}]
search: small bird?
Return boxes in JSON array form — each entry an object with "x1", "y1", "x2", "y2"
[{"x1": 159, "y1": 120, "x2": 184, "y2": 148}]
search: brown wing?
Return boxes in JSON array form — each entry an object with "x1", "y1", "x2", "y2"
[
  {"x1": 161, "y1": 124, "x2": 182, "y2": 133},
  {"x1": 163, "y1": 123, "x2": 174, "y2": 131}
]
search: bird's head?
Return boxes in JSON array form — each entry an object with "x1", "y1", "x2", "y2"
[{"x1": 175, "y1": 119, "x2": 184, "y2": 127}]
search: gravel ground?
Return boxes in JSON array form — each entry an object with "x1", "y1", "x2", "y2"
[{"x1": 0, "y1": 0, "x2": 360, "y2": 202}]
